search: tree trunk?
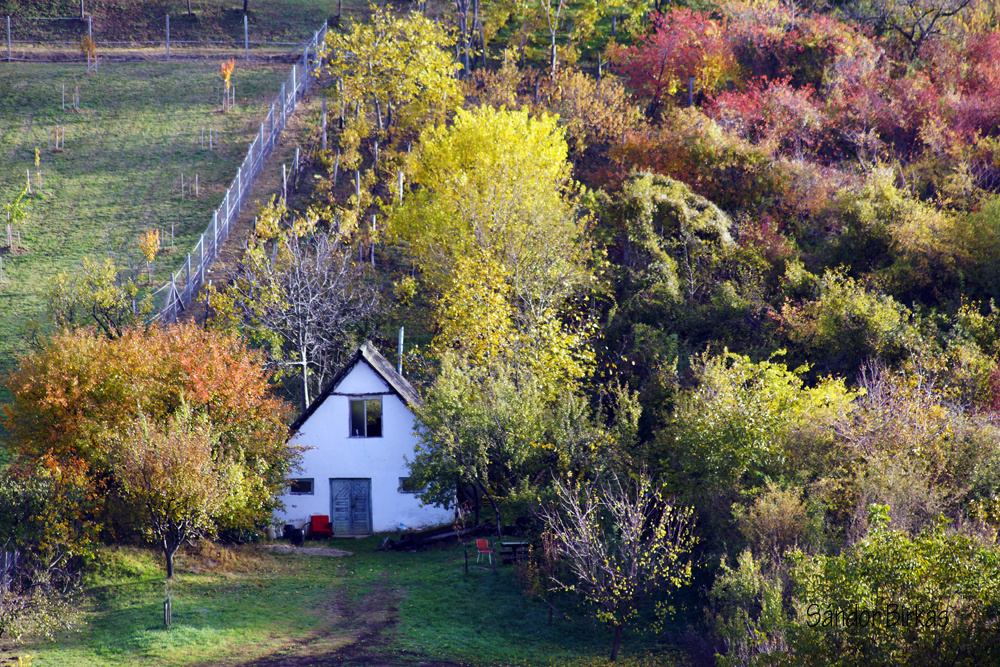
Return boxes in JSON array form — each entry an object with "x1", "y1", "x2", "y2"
[
  {"x1": 549, "y1": 31, "x2": 557, "y2": 80},
  {"x1": 610, "y1": 624, "x2": 623, "y2": 661},
  {"x1": 243, "y1": 0, "x2": 249, "y2": 13},
  {"x1": 301, "y1": 348, "x2": 310, "y2": 411},
  {"x1": 480, "y1": 481, "x2": 503, "y2": 537},
  {"x1": 165, "y1": 543, "x2": 178, "y2": 579},
  {"x1": 187, "y1": 0, "x2": 192, "y2": 15}
]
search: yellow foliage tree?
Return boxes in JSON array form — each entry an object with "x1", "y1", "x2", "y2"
[
  {"x1": 324, "y1": 6, "x2": 461, "y2": 137},
  {"x1": 138, "y1": 229, "x2": 160, "y2": 284},
  {"x1": 391, "y1": 105, "x2": 595, "y2": 391}
]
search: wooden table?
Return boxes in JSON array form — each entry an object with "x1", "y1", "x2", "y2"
[{"x1": 499, "y1": 541, "x2": 529, "y2": 565}]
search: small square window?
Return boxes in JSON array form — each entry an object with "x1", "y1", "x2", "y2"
[
  {"x1": 289, "y1": 478, "x2": 314, "y2": 495},
  {"x1": 350, "y1": 398, "x2": 382, "y2": 437},
  {"x1": 398, "y1": 477, "x2": 423, "y2": 494}
]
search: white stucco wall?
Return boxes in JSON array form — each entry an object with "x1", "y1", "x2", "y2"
[{"x1": 274, "y1": 359, "x2": 452, "y2": 533}]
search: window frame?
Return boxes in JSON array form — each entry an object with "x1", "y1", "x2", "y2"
[
  {"x1": 398, "y1": 476, "x2": 424, "y2": 494},
  {"x1": 349, "y1": 396, "x2": 383, "y2": 438},
  {"x1": 288, "y1": 478, "x2": 315, "y2": 495}
]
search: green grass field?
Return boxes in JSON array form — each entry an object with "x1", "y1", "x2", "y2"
[
  {"x1": 0, "y1": 60, "x2": 292, "y2": 405},
  {"x1": 11, "y1": 538, "x2": 689, "y2": 666}
]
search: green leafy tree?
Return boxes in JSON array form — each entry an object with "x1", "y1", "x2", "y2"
[
  {"x1": 663, "y1": 351, "x2": 857, "y2": 537},
  {"x1": 607, "y1": 171, "x2": 735, "y2": 302},
  {"x1": 46, "y1": 256, "x2": 150, "y2": 339},
  {"x1": 409, "y1": 352, "x2": 551, "y2": 533},
  {"x1": 787, "y1": 505, "x2": 1000, "y2": 665}
]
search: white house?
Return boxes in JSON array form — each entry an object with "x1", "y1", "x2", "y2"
[{"x1": 275, "y1": 342, "x2": 452, "y2": 535}]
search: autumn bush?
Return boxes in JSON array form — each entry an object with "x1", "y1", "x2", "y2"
[{"x1": 611, "y1": 108, "x2": 784, "y2": 213}]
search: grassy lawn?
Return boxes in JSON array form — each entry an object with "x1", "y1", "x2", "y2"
[
  {"x1": 10, "y1": 538, "x2": 690, "y2": 666},
  {"x1": 0, "y1": 60, "x2": 290, "y2": 404}
]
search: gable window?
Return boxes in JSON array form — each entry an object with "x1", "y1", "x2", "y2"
[
  {"x1": 350, "y1": 398, "x2": 382, "y2": 437},
  {"x1": 289, "y1": 478, "x2": 314, "y2": 495}
]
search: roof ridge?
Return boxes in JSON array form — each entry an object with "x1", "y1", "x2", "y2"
[{"x1": 289, "y1": 342, "x2": 421, "y2": 433}]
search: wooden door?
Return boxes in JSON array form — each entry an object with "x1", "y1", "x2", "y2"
[{"x1": 330, "y1": 478, "x2": 371, "y2": 535}]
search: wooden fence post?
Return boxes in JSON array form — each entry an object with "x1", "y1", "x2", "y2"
[
  {"x1": 244, "y1": 14, "x2": 249, "y2": 62},
  {"x1": 7, "y1": 17, "x2": 10, "y2": 62},
  {"x1": 166, "y1": 14, "x2": 170, "y2": 61}
]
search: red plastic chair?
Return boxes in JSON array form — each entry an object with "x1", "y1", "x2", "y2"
[
  {"x1": 476, "y1": 538, "x2": 493, "y2": 564},
  {"x1": 310, "y1": 515, "x2": 333, "y2": 539}
]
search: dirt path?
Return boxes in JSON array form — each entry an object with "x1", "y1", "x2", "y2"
[
  {"x1": 259, "y1": 544, "x2": 354, "y2": 557},
  {"x1": 233, "y1": 571, "x2": 466, "y2": 667}
]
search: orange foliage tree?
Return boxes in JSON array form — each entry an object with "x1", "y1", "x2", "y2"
[{"x1": 2, "y1": 322, "x2": 297, "y2": 538}]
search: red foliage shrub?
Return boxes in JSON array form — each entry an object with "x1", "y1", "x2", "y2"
[
  {"x1": 609, "y1": 8, "x2": 737, "y2": 116},
  {"x1": 710, "y1": 77, "x2": 827, "y2": 158}
]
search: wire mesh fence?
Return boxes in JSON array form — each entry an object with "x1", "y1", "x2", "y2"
[
  {"x1": 146, "y1": 21, "x2": 328, "y2": 325},
  {"x1": 3, "y1": 14, "x2": 315, "y2": 62}
]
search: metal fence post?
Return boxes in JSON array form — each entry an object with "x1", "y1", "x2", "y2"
[
  {"x1": 142, "y1": 20, "x2": 329, "y2": 325},
  {"x1": 7, "y1": 17, "x2": 11, "y2": 62},
  {"x1": 244, "y1": 14, "x2": 249, "y2": 62},
  {"x1": 170, "y1": 274, "x2": 177, "y2": 321},
  {"x1": 88, "y1": 16, "x2": 92, "y2": 41}
]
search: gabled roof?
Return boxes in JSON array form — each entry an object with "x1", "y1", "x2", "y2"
[{"x1": 290, "y1": 341, "x2": 422, "y2": 432}]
